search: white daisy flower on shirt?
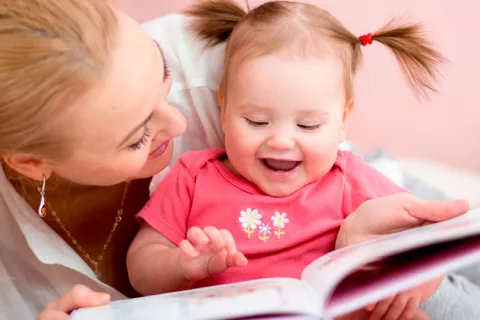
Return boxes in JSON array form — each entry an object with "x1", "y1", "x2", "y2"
[
  {"x1": 271, "y1": 211, "x2": 289, "y2": 228},
  {"x1": 239, "y1": 208, "x2": 262, "y2": 229},
  {"x1": 239, "y1": 208, "x2": 262, "y2": 239}
]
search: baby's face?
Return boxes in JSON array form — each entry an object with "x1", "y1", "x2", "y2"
[{"x1": 222, "y1": 53, "x2": 349, "y2": 197}]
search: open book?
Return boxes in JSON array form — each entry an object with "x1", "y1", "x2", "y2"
[{"x1": 70, "y1": 206, "x2": 480, "y2": 320}]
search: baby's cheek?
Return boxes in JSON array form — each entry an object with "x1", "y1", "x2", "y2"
[
  {"x1": 304, "y1": 148, "x2": 336, "y2": 175},
  {"x1": 226, "y1": 132, "x2": 256, "y2": 158}
]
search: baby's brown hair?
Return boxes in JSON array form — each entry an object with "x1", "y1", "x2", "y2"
[{"x1": 186, "y1": 0, "x2": 446, "y2": 102}]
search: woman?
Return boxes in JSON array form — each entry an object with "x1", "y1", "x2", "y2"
[{"x1": 0, "y1": 1, "x2": 470, "y2": 319}]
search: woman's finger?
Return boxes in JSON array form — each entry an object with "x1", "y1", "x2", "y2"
[
  {"x1": 37, "y1": 310, "x2": 69, "y2": 320},
  {"x1": 383, "y1": 295, "x2": 409, "y2": 320},
  {"x1": 42, "y1": 285, "x2": 110, "y2": 314},
  {"x1": 398, "y1": 296, "x2": 421, "y2": 320},
  {"x1": 402, "y1": 195, "x2": 469, "y2": 222},
  {"x1": 368, "y1": 297, "x2": 394, "y2": 320}
]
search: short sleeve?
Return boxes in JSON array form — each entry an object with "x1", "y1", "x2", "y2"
[
  {"x1": 137, "y1": 158, "x2": 195, "y2": 245},
  {"x1": 342, "y1": 152, "x2": 407, "y2": 218}
]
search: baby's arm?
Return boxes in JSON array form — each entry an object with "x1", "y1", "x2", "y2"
[
  {"x1": 126, "y1": 224, "x2": 193, "y2": 295},
  {"x1": 127, "y1": 224, "x2": 248, "y2": 295},
  {"x1": 127, "y1": 152, "x2": 248, "y2": 295},
  {"x1": 125, "y1": 154, "x2": 197, "y2": 295}
]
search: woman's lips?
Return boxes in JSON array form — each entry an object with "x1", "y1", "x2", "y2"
[{"x1": 148, "y1": 140, "x2": 169, "y2": 160}]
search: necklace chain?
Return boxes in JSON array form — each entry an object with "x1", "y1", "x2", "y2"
[{"x1": 37, "y1": 181, "x2": 130, "y2": 278}]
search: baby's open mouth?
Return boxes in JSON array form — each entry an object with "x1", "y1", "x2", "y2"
[{"x1": 261, "y1": 158, "x2": 302, "y2": 171}]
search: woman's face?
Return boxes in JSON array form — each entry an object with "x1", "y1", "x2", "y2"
[{"x1": 48, "y1": 10, "x2": 186, "y2": 186}]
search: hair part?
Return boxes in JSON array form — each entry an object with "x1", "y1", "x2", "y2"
[
  {"x1": 186, "y1": 0, "x2": 446, "y2": 101},
  {"x1": 0, "y1": 0, "x2": 118, "y2": 161}
]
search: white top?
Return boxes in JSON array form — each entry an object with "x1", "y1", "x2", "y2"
[{"x1": 0, "y1": 13, "x2": 226, "y2": 319}]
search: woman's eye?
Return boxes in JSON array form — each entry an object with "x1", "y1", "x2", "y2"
[
  {"x1": 298, "y1": 124, "x2": 321, "y2": 131},
  {"x1": 128, "y1": 127, "x2": 152, "y2": 150},
  {"x1": 245, "y1": 118, "x2": 268, "y2": 127}
]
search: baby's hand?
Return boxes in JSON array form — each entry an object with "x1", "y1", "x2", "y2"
[{"x1": 178, "y1": 226, "x2": 248, "y2": 281}]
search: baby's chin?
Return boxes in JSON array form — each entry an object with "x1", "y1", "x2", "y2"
[{"x1": 257, "y1": 183, "x2": 301, "y2": 198}]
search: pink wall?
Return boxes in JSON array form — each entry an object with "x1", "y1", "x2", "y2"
[{"x1": 117, "y1": 0, "x2": 480, "y2": 172}]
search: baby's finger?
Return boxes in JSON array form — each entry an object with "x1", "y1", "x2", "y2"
[
  {"x1": 219, "y1": 229, "x2": 238, "y2": 252},
  {"x1": 232, "y1": 251, "x2": 248, "y2": 267},
  {"x1": 187, "y1": 227, "x2": 209, "y2": 247},
  {"x1": 204, "y1": 226, "x2": 225, "y2": 250},
  {"x1": 179, "y1": 239, "x2": 198, "y2": 257},
  {"x1": 399, "y1": 296, "x2": 421, "y2": 320}
]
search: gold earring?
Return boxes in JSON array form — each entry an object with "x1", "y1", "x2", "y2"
[{"x1": 38, "y1": 176, "x2": 47, "y2": 218}]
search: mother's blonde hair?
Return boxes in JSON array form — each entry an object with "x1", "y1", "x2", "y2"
[
  {"x1": 186, "y1": 0, "x2": 446, "y2": 102},
  {"x1": 0, "y1": 0, "x2": 117, "y2": 160}
]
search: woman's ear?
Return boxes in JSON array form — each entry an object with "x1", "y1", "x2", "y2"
[{"x1": 2, "y1": 153, "x2": 52, "y2": 181}]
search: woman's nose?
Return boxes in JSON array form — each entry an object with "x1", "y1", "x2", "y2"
[{"x1": 153, "y1": 104, "x2": 187, "y2": 141}]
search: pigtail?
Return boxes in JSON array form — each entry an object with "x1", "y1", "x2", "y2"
[
  {"x1": 185, "y1": 0, "x2": 247, "y2": 47},
  {"x1": 370, "y1": 19, "x2": 447, "y2": 98}
]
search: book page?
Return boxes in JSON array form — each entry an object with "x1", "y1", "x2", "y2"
[
  {"x1": 326, "y1": 234, "x2": 480, "y2": 317},
  {"x1": 301, "y1": 207, "x2": 480, "y2": 316},
  {"x1": 69, "y1": 278, "x2": 321, "y2": 320}
]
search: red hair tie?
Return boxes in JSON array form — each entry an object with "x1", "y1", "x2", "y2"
[{"x1": 359, "y1": 33, "x2": 373, "y2": 46}]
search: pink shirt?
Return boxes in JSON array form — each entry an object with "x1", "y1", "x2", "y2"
[{"x1": 138, "y1": 149, "x2": 405, "y2": 288}]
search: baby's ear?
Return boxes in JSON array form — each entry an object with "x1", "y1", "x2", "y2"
[
  {"x1": 340, "y1": 98, "x2": 354, "y2": 141},
  {"x1": 218, "y1": 90, "x2": 226, "y2": 123},
  {"x1": 343, "y1": 98, "x2": 354, "y2": 126}
]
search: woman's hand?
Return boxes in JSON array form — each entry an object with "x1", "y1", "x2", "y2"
[
  {"x1": 37, "y1": 285, "x2": 110, "y2": 320},
  {"x1": 365, "y1": 276, "x2": 443, "y2": 320},
  {"x1": 336, "y1": 193, "x2": 469, "y2": 249},
  {"x1": 335, "y1": 193, "x2": 468, "y2": 320}
]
